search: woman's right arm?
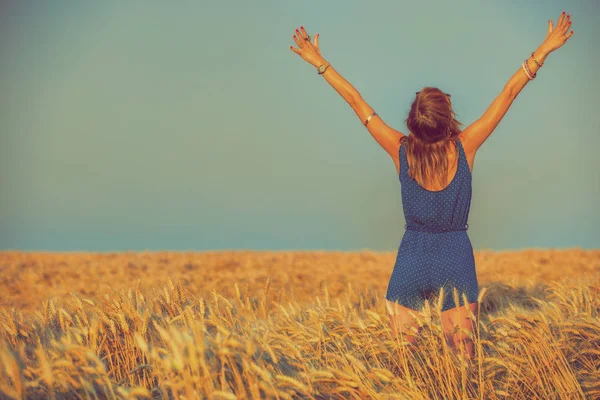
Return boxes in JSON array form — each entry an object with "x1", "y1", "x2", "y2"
[{"x1": 461, "y1": 12, "x2": 574, "y2": 153}]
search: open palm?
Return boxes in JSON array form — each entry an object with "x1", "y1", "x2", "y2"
[
  {"x1": 543, "y1": 12, "x2": 574, "y2": 53},
  {"x1": 289, "y1": 26, "x2": 325, "y2": 68}
]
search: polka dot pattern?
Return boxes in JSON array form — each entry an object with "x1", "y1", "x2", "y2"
[{"x1": 385, "y1": 137, "x2": 479, "y2": 312}]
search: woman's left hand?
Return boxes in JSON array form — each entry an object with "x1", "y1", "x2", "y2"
[{"x1": 290, "y1": 26, "x2": 326, "y2": 68}]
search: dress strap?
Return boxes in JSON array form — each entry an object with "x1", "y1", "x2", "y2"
[
  {"x1": 399, "y1": 137, "x2": 409, "y2": 178},
  {"x1": 454, "y1": 136, "x2": 464, "y2": 157},
  {"x1": 454, "y1": 136, "x2": 469, "y2": 172}
]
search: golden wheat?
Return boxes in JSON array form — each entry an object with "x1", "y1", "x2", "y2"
[{"x1": 0, "y1": 249, "x2": 598, "y2": 399}]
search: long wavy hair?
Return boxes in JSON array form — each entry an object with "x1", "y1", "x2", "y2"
[{"x1": 403, "y1": 86, "x2": 464, "y2": 189}]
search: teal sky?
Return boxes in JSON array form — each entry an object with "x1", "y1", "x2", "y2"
[{"x1": 1, "y1": 1, "x2": 598, "y2": 252}]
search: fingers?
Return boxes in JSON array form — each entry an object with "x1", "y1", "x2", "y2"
[
  {"x1": 298, "y1": 27, "x2": 311, "y2": 48},
  {"x1": 557, "y1": 11, "x2": 565, "y2": 29},
  {"x1": 560, "y1": 14, "x2": 570, "y2": 33},
  {"x1": 291, "y1": 26, "x2": 317, "y2": 55},
  {"x1": 294, "y1": 27, "x2": 311, "y2": 51},
  {"x1": 565, "y1": 14, "x2": 574, "y2": 40},
  {"x1": 292, "y1": 32, "x2": 303, "y2": 49},
  {"x1": 290, "y1": 26, "x2": 309, "y2": 55},
  {"x1": 565, "y1": 30, "x2": 574, "y2": 41},
  {"x1": 549, "y1": 12, "x2": 572, "y2": 41},
  {"x1": 299, "y1": 26, "x2": 309, "y2": 41},
  {"x1": 558, "y1": 12, "x2": 571, "y2": 33}
]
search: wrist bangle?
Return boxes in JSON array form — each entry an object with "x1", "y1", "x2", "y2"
[
  {"x1": 525, "y1": 59, "x2": 536, "y2": 79},
  {"x1": 364, "y1": 112, "x2": 378, "y2": 126},
  {"x1": 522, "y1": 60, "x2": 535, "y2": 80},
  {"x1": 531, "y1": 52, "x2": 544, "y2": 67},
  {"x1": 521, "y1": 62, "x2": 532, "y2": 80}
]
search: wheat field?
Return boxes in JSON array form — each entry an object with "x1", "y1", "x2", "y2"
[{"x1": 1, "y1": 249, "x2": 599, "y2": 399}]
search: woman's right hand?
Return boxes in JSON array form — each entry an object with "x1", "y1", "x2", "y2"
[{"x1": 542, "y1": 12, "x2": 574, "y2": 53}]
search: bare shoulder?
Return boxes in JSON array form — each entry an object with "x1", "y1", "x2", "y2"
[
  {"x1": 457, "y1": 133, "x2": 476, "y2": 173},
  {"x1": 392, "y1": 134, "x2": 407, "y2": 176}
]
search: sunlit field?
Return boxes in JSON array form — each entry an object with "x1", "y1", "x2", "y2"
[{"x1": 1, "y1": 249, "x2": 599, "y2": 399}]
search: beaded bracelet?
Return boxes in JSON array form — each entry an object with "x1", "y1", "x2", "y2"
[
  {"x1": 525, "y1": 58, "x2": 537, "y2": 79},
  {"x1": 521, "y1": 61, "x2": 534, "y2": 80},
  {"x1": 525, "y1": 59, "x2": 536, "y2": 79},
  {"x1": 531, "y1": 52, "x2": 544, "y2": 67}
]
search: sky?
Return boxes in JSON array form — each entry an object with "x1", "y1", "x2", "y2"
[{"x1": 0, "y1": 0, "x2": 598, "y2": 252}]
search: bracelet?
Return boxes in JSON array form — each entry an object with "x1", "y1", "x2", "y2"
[
  {"x1": 521, "y1": 62, "x2": 533, "y2": 80},
  {"x1": 364, "y1": 112, "x2": 378, "y2": 126},
  {"x1": 531, "y1": 52, "x2": 544, "y2": 67},
  {"x1": 522, "y1": 60, "x2": 535, "y2": 80},
  {"x1": 526, "y1": 60, "x2": 536, "y2": 79},
  {"x1": 524, "y1": 58, "x2": 536, "y2": 79}
]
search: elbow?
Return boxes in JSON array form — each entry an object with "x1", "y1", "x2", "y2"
[
  {"x1": 503, "y1": 85, "x2": 517, "y2": 101},
  {"x1": 348, "y1": 88, "x2": 362, "y2": 106}
]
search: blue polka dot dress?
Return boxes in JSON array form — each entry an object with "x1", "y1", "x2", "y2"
[{"x1": 385, "y1": 136, "x2": 479, "y2": 312}]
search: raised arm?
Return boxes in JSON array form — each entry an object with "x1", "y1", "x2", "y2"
[
  {"x1": 460, "y1": 12, "x2": 574, "y2": 154},
  {"x1": 289, "y1": 28, "x2": 404, "y2": 162}
]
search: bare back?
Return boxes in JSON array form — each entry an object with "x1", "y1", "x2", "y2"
[{"x1": 393, "y1": 134, "x2": 475, "y2": 191}]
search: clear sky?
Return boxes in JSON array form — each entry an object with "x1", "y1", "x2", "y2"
[{"x1": 1, "y1": 1, "x2": 598, "y2": 252}]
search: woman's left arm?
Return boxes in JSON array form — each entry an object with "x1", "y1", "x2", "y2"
[{"x1": 290, "y1": 27, "x2": 405, "y2": 161}]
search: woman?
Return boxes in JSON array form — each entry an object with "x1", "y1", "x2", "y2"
[{"x1": 290, "y1": 12, "x2": 573, "y2": 360}]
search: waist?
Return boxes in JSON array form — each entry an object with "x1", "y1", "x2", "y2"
[{"x1": 405, "y1": 223, "x2": 469, "y2": 233}]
